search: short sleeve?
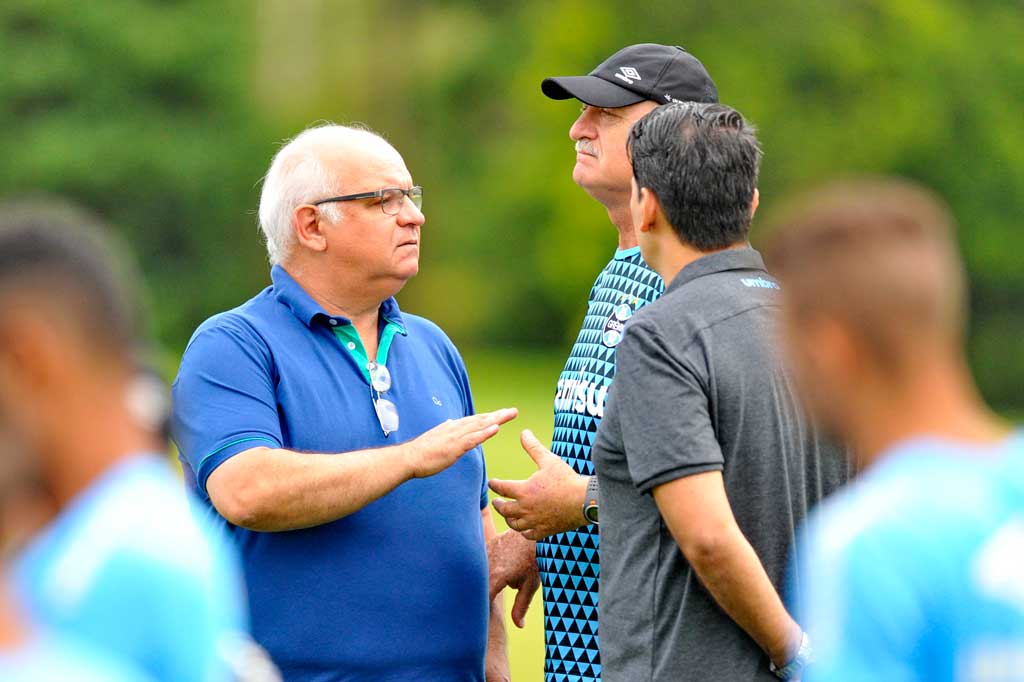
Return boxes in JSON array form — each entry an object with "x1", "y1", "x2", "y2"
[
  {"x1": 612, "y1": 318, "x2": 724, "y2": 493},
  {"x1": 460, "y1": 365, "x2": 488, "y2": 510},
  {"x1": 458, "y1": 361, "x2": 489, "y2": 511},
  {"x1": 171, "y1": 318, "x2": 283, "y2": 497}
]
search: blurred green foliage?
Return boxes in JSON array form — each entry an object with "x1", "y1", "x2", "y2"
[
  {"x1": 0, "y1": 0, "x2": 270, "y2": 349},
  {"x1": 2, "y1": 0, "x2": 1023, "y2": 410}
]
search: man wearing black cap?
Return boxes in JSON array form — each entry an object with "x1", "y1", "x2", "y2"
[{"x1": 487, "y1": 44, "x2": 718, "y2": 682}]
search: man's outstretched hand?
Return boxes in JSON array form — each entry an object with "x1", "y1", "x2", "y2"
[
  {"x1": 487, "y1": 529, "x2": 540, "y2": 629},
  {"x1": 488, "y1": 430, "x2": 589, "y2": 540},
  {"x1": 405, "y1": 408, "x2": 518, "y2": 478}
]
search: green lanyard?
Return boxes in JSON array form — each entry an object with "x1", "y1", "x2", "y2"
[{"x1": 331, "y1": 317, "x2": 406, "y2": 382}]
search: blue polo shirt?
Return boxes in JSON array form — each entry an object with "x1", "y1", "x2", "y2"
[{"x1": 171, "y1": 265, "x2": 490, "y2": 682}]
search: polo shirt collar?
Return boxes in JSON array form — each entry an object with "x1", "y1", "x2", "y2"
[
  {"x1": 665, "y1": 246, "x2": 767, "y2": 295},
  {"x1": 271, "y1": 264, "x2": 407, "y2": 332}
]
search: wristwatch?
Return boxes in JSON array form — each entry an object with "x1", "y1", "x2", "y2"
[
  {"x1": 770, "y1": 632, "x2": 812, "y2": 680},
  {"x1": 582, "y1": 476, "x2": 600, "y2": 525}
]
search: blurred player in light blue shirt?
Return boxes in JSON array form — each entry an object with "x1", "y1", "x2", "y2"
[
  {"x1": 12, "y1": 454, "x2": 251, "y2": 682},
  {"x1": 0, "y1": 201, "x2": 277, "y2": 682},
  {"x1": 0, "y1": 633, "x2": 155, "y2": 682},
  {"x1": 767, "y1": 180, "x2": 1024, "y2": 682},
  {"x1": 3, "y1": 562, "x2": 155, "y2": 682},
  {"x1": 0, "y1": 357, "x2": 151, "y2": 682}
]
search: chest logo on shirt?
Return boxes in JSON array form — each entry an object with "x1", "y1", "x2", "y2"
[{"x1": 601, "y1": 295, "x2": 642, "y2": 347}]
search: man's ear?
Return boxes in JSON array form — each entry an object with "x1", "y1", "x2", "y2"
[
  {"x1": 637, "y1": 186, "x2": 661, "y2": 234},
  {"x1": 750, "y1": 188, "x2": 760, "y2": 220},
  {"x1": 809, "y1": 314, "x2": 867, "y2": 391},
  {"x1": 0, "y1": 307, "x2": 71, "y2": 391},
  {"x1": 293, "y1": 204, "x2": 328, "y2": 253}
]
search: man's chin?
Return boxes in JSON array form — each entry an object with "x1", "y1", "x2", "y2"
[
  {"x1": 573, "y1": 174, "x2": 613, "y2": 206},
  {"x1": 572, "y1": 163, "x2": 590, "y2": 186},
  {"x1": 397, "y1": 262, "x2": 419, "y2": 281},
  {"x1": 573, "y1": 166, "x2": 599, "y2": 192}
]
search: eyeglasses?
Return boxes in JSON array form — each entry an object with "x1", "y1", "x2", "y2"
[
  {"x1": 314, "y1": 186, "x2": 423, "y2": 216},
  {"x1": 367, "y1": 361, "x2": 399, "y2": 436}
]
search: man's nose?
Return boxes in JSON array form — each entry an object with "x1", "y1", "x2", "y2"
[
  {"x1": 397, "y1": 196, "x2": 425, "y2": 227},
  {"x1": 569, "y1": 108, "x2": 595, "y2": 141}
]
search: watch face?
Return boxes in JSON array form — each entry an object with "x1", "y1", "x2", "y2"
[{"x1": 584, "y1": 505, "x2": 599, "y2": 524}]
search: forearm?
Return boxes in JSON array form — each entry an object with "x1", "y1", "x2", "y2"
[
  {"x1": 654, "y1": 473, "x2": 800, "y2": 667},
  {"x1": 208, "y1": 408, "x2": 518, "y2": 533},
  {"x1": 537, "y1": 471, "x2": 590, "y2": 536},
  {"x1": 682, "y1": 525, "x2": 800, "y2": 665},
  {"x1": 487, "y1": 590, "x2": 508, "y2": 655},
  {"x1": 484, "y1": 591, "x2": 511, "y2": 681},
  {"x1": 209, "y1": 445, "x2": 413, "y2": 531},
  {"x1": 559, "y1": 472, "x2": 591, "y2": 534},
  {"x1": 482, "y1": 507, "x2": 511, "y2": 680}
]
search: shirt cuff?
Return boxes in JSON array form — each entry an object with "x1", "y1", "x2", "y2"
[
  {"x1": 196, "y1": 434, "x2": 281, "y2": 495},
  {"x1": 635, "y1": 461, "x2": 724, "y2": 495}
]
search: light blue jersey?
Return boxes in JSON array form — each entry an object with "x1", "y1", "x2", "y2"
[
  {"x1": 796, "y1": 436, "x2": 1024, "y2": 682},
  {"x1": 0, "y1": 633, "x2": 154, "y2": 682},
  {"x1": 12, "y1": 454, "x2": 251, "y2": 682}
]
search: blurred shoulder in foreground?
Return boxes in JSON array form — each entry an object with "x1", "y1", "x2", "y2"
[
  {"x1": 767, "y1": 179, "x2": 1024, "y2": 682},
  {"x1": 0, "y1": 199, "x2": 275, "y2": 682}
]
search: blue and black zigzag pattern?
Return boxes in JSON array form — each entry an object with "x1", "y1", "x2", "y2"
[{"x1": 537, "y1": 248, "x2": 662, "y2": 682}]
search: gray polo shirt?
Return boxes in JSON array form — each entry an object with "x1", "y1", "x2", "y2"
[{"x1": 592, "y1": 247, "x2": 850, "y2": 682}]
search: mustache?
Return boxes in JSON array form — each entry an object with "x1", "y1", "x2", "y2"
[{"x1": 575, "y1": 140, "x2": 597, "y2": 156}]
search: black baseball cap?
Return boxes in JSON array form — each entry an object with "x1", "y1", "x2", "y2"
[{"x1": 542, "y1": 43, "x2": 718, "y2": 108}]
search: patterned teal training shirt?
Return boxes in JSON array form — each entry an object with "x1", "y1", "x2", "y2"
[{"x1": 537, "y1": 246, "x2": 663, "y2": 682}]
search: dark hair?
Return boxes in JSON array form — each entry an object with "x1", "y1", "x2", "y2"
[
  {"x1": 628, "y1": 102, "x2": 762, "y2": 250},
  {"x1": 0, "y1": 199, "x2": 143, "y2": 359}
]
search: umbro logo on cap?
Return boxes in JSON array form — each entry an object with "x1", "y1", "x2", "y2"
[
  {"x1": 541, "y1": 43, "x2": 718, "y2": 109},
  {"x1": 615, "y1": 66, "x2": 642, "y2": 85}
]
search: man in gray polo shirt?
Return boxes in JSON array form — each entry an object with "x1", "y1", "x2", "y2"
[{"x1": 591, "y1": 103, "x2": 849, "y2": 681}]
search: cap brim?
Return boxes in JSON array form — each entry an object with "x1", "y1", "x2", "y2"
[{"x1": 541, "y1": 75, "x2": 646, "y2": 108}]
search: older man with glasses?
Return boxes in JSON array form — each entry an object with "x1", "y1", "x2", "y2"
[{"x1": 172, "y1": 123, "x2": 518, "y2": 682}]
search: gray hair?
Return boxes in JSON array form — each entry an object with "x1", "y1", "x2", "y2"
[{"x1": 257, "y1": 123, "x2": 389, "y2": 265}]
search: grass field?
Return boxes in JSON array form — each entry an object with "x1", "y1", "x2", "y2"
[{"x1": 463, "y1": 347, "x2": 567, "y2": 679}]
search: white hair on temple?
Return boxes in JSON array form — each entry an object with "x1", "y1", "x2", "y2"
[{"x1": 257, "y1": 123, "x2": 389, "y2": 265}]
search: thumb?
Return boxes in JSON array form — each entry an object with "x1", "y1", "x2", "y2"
[{"x1": 520, "y1": 429, "x2": 553, "y2": 467}]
